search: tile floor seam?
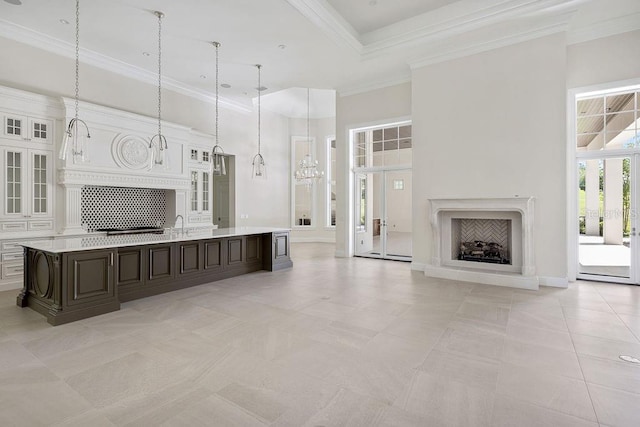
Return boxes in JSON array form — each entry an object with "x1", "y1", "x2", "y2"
[
  {"x1": 565, "y1": 301, "x2": 602, "y2": 426},
  {"x1": 594, "y1": 284, "x2": 640, "y2": 343}
]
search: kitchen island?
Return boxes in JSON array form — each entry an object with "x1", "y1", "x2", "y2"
[{"x1": 16, "y1": 227, "x2": 292, "y2": 325}]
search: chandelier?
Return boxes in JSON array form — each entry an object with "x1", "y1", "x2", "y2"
[
  {"x1": 294, "y1": 88, "x2": 323, "y2": 187},
  {"x1": 149, "y1": 10, "x2": 168, "y2": 169},
  {"x1": 210, "y1": 41, "x2": 226, "y2": 175},
  {"x1": 252, "y1": 64, "x2": 266, "y2": 179},
  {"x1": 59, "y1": 0, "x2": 90, "y2": 162}
]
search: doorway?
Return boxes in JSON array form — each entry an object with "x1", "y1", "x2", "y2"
[
  {"x1": 354, "y1": 168, "x2": 412, "y2": 261},
  {"x1": 574, "y1": 86, "x2": 639, "y2": 284},
  {"x1": 213, "y1": 155, "x2": 235, "y2": 228},
  {"x1": 577, "y1": 156, "x2": 635, "y2": 282}
]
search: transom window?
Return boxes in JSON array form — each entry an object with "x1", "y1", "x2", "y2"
[
  {"x1": 353, "y1": 123, "x2": 412, "y2": 168},
  {"x1": 577, "y1": 90, "x2": 639, "y2": 151}
]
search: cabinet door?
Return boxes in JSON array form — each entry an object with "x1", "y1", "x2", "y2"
[
  {"x1": 2, "y1": 148, "x2": 26, "y2": 217},
  {"x1": 65, "y1": 249, "x2": 116, "y2": 307},
  {"x1": 202, "y1": 171, "x2": 211, "y2": 213},
  {"x1": 28, "y1": 117, "x2": 53, "y2": 144},
  {"x1": 1, "y1": 148, "x2": 52, "y2": 219},
  {"x1": 2, "y1": 114, "x2": 27, "y2": 140},
  {"x1": 190, "y1": 170, "x2": 199, "y2": 213},
  {"x1": 29, "y1": 149, "x2": 52, "y2": 217}
]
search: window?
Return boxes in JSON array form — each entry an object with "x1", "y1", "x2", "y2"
[
  {"x1": 326, "y1": 137, "x2": 336, "y2": 227},
  {"x1": 357, "y1": 175, "x2": 366, "y2": 231},
  {"x1": 577, "y1": 90, "x2": 639, "y2": 151},
  {"x1": 353, "y1": 123, "x2": 412, "y2": 168},
  {"x1": 393, "y1": 179, "x2": 404, "y2": 190}
]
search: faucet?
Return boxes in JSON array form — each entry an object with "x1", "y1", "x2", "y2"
[{"x1": 175, "y1": 214, "x2": 184, "y2": 235}]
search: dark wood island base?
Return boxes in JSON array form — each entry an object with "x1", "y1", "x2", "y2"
[{"x1": 17, "y1": 230, "x2": 292, "y2": 325}]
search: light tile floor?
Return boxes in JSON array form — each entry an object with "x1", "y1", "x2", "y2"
[{"x1": 0, "y1": 243, "x2": 639, "y2": 426}]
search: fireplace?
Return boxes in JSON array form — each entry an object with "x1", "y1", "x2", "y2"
[
  {"x1": 454, "y1": 218, "x2": 511, "y2": 264},
  {"x1": 426, "y1": 197, "x2": 537, "y2": 289}
]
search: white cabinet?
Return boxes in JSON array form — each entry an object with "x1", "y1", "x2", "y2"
[
  {"x1": 1, "y1": 147, "x2": 53, "y2": 233},
  {"x1": 2, "y1": 113, "x2": 53, "y2": 144},
  {"x1": 188, "y1": 168, "x2": 213, "y2": 225}
]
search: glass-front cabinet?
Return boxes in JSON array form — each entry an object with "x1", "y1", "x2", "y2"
[
  {"x1": 188, "y1": 163, "x2": 213, "y2": 226},
  {"x1": 1, "y1": 147, "x2": 53, "y2": 231},
  {"x1": 2, "y1": 113, "x2": 53, "y2": 144}
]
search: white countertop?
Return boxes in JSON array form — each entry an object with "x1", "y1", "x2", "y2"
[{"x1": 19, "y1": 227, "x2": 289, "y2": 253}]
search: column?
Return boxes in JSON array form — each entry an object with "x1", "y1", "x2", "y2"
[
  {"x1": 585, "y1": 160, "x2": 600, "y2": 236},
  {"x1": 603, "y1": 158, "x2": 623, "y2": 245}
]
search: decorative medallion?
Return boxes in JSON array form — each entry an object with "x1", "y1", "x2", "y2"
[{"x1": 111, "y1": 134, "x2": 151, "y2": 170}]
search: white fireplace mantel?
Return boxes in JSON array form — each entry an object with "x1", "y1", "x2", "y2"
[{"x1": 426, "y1": 197, "x2": 537, "y2": 290}]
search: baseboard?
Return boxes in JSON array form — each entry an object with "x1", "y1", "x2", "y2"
[
  {"x1": 0, "y1": 282, "x2": 22, "y2": 292},
  {"x1": 290, "y1": 237, "x2": 336, "y2": 244},
  {"x1": 538, "y1": 276, "x2": 569, "y2": 288},
  {"x1": 410, "y1": 261, "x2": 426, "y2": 271},
  {"x1": 424, "y1": 266, "x2": 539, "y2": 290}
]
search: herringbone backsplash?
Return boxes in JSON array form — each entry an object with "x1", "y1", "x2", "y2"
[{"x1": 460, "y1": 219, "x2": 510, "y2": 247}]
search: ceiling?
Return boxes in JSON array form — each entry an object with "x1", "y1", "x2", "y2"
[{"x1": 0, "y1": 0, "x2": 638, "y2": 117}]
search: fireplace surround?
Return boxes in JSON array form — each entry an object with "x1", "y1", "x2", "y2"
[{"x1": 426, "y1": 197, "x2": 537, "y2": 289}]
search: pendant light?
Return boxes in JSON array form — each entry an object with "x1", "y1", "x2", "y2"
[
  {"x1": 149, "y1": 10, "x2": 168, "y2": 169},
  {"x1": 59, "y1": 0, "x2": 90, "y2": 162},
  {"x1": 210, "y1": 41, "x2": 226, "y2": 176},
  {"x1": 252, "y1": 64, "x2": 266, "y2": 179},
  {"x1": 294, "y1": 88, "x2": 323, "y2": 188}
]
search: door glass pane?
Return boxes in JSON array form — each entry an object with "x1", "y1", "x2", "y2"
[
  {"x1": 190, "y1": 171, "x2": 198, "y2": 211},
  {"x1": 6, "y1": 151, "x2": 21, "y2": 214},
  {"x1": 33, "y1": 154, "x2": 47, "y2": 214},
  {"x1": 355, "y1": 173, "x2": 379, "y2": 257},
  {"x1": 385, "y1": 170, "x2": 412, "y2": 258},
  {"x1": 578, "y1": 158, "x2": 631, "y2": 278},
  {"x1": 202, "y1": 172, "x2": 210, "y2": 212}
]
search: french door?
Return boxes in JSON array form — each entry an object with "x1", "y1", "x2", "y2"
[
  {"x1": 354, "y1": 168, "x2": 412, "y2": 261},
  {"x1": 576, "y1": 154, "x2": 638, "y2": 283}
]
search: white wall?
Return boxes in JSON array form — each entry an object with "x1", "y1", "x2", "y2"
[
  {"x1": 335, "y1": 82, "x2": 412, "y2": 256},
  {"x1": 567, "y1": 30, "x2": 640, "y2": 90},
  {"x1": 412, "y1": 33, "x2": 568, "y2": 279},
  {"x1": 0, "y1": 36, "x2": 291, "y2": 229}
]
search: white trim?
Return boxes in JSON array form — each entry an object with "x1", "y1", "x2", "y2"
[
  {"x1": 0, "y1": 20, "x2": 251, "y2": 114},
  {"x1": 538, "y1": 276, "x2": 569, "y2": 288},
  {"x1": 568, "y1": 78, "x2": 640, "y2": 284},
  {"x1": 362, "y1": 0, "x2": 575, "y2": 58},
  {"x1": 424, "y1": 266, "x2": 539, "y2": 290},
  {"x1": 338, "y1": 75, "x2": 411, "y2": 98},
  {"x1": 567, "y1": 12, "x2": 640, "y2": 45},
  {"x1": 408, "y1": 12, "x2": 571, "y2": 70},
  {"x1": 284, "y1": 0, "x2": 362, "y2": 53},
  {"x1": 411, "y1": 261, "x2": 426, "y2": 271},
  {"x1": 290, "y1": 236, "x2": 335, "y2": 243}
]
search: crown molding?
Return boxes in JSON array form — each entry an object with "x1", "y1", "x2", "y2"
[
  {"x1": 567, "y1": 11, "x2": 640, "y2": 45},
  {"x1": 362, "y1": 0, "x2": 573, "y2": 59},
  {"x1": 0, "y1": 19, "x2": 252, "y2": 114},
  {"x1": 284, "y1": 0, "x2": 362, "y2": 53},
  {"x1": 408, "y1": 11, "x2": 572, "y2": 70},
  {"x1": 337, "y1": 74, "x2": 411, "y2": 98}
]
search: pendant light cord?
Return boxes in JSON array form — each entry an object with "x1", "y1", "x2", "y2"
[
  {"x1": 74, "y1": 0, "x2": 80, "y2": 123},
  {"x1": 257, "y1": 64, "x2": 261, "y2": 156},
  {"x1": 157, "y1": 11, "x2": 162, "y2": 141},
  {"x1": 214, "y1": 42, "x2": 219, "y2": 147}
]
